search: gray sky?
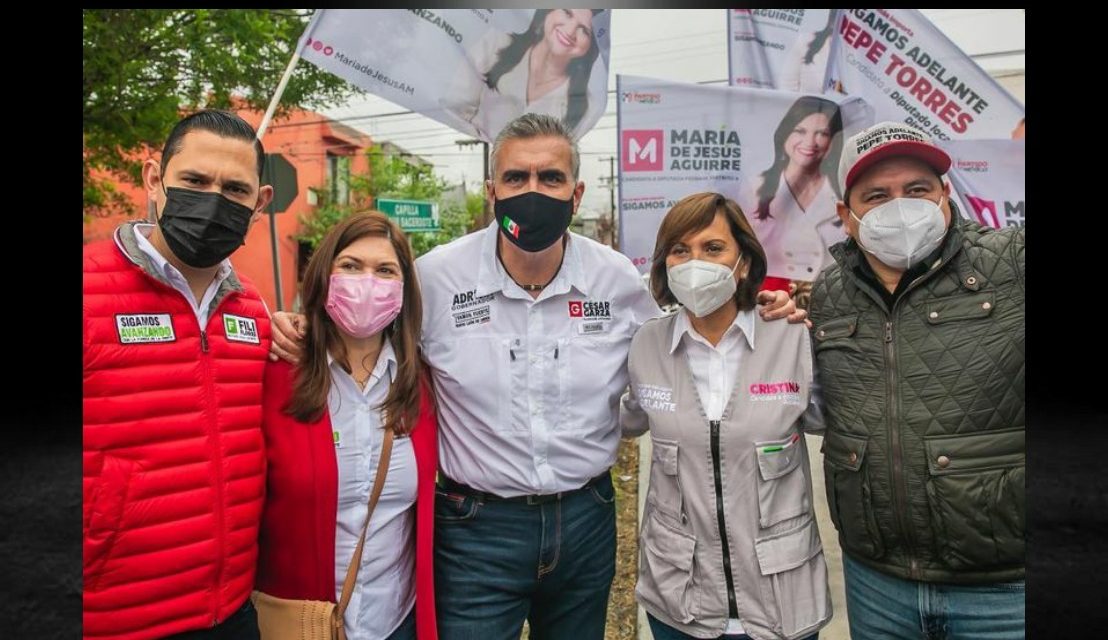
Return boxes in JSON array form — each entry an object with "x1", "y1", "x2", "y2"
[{"x1": 319, "y1": 9, "x2": 1025, "y2": 214}]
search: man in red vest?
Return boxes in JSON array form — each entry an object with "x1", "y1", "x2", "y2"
[{"x1": 83, "y1": 110, "x2": 274, "y2": 640}]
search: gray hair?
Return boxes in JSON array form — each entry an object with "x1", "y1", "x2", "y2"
[{"x1": 490, "y1": 113, "x2": 580, "y2": 181}]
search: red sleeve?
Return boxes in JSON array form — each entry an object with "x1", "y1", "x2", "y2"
[
  {"x1": 760, "y1": 276, "x2": 792, "y2": 293},
  {"x1": 256, "y1": 360, "x2": 338, "y2": 602},
  {"x1": 413, "y1": 371, "x2": 439, "y2": 640}
]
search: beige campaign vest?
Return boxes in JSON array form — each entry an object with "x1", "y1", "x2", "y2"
[{"x1": 628, "y1": 312, "x2": 831, "y2": 640}]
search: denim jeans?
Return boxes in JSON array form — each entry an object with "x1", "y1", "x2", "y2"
[
  {"x1": 647, "y1": 613, "x2": 818, "y2": 640},
  {"x1": 433, "y1": 474, "x2": 617, "y2": 640},
  {"x1": 843, "y1": 553, "x2": 1025, "y2": 640},
  {"x1": 164, "y1": 598, "x2": 259, "y2": 639}
]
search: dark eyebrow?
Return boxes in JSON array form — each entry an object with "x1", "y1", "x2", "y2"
[
  {"x1": 178, "y1": 170, "x2": 211, "y2": 182},
  {"x1": 501, "y1": 169, "x2": 529, "y2": 181},
  {"x1": 178, "y1": 170, "x2": 252, "y2": 193},
  {"x1": 538, "y1": 169, "x2": 567, "y2": 181},
  {"x1": 222, "y1": 179, "x2": 253, "y2": 192},
  {"x1": 906, "y1": 178, "x2": 938, "y2": 189}
]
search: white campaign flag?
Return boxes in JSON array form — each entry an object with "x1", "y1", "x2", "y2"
[
  {"x1": 617, "y1": 75, "x2": 873, "y2": 280},
  {"x1": 728, "y1": 9, "x2": 840, "y2": 94},
  {"x1": 299, "y1": 9, "x2": 612, "y2": 141},
  {"x1": 942, "y1": 139, "x2": 1026, "y2": 229},
  {"x1": 826, "y1": 9, "x2": 1023, "y2": 140}
]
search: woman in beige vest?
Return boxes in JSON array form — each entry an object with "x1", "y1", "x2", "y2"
[{"x1": 622, "y1": 192, "x2": 830, "y2": 640}]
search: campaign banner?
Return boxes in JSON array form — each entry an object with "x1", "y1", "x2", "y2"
[
  {"x1": 942, "y1": 139, "x2": 1026, "y2": 229},
  {"x1": 617, "y1": 74, "x2": 873, "y2": 280},
  {"x1": 826, "y1": 8, "x2": 1023, "y2": 140},
  {"x1": 728, "y1": 9, "x2": 840, "y2": 94},
  {"x1": 300, "y1": 9, "x2": 611, "y2": 141}
]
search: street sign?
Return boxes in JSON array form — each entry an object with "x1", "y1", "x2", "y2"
[
  {"x1": 376, "y1": 197, "x2": 440, "y2": 233},
  {"x1": 261, "y1": 153, "x2": 298, "y2": 214}
]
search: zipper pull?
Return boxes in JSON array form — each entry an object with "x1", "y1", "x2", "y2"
[
  {"x1": 884, "y1": 321, "x2": 893, "y2": 343},
  {"x1": 201, "y1": 330, "x2": 210, "y2": 353}
]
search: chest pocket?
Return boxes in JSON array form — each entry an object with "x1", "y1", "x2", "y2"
[
  {"x1": 924, "y1": 291, "x2": 995, "y2": 325},
  {"x1": 813, "y1": 314, "x2": 860, "y2": 354},
  {"x1": 558, "y1": 333, "x2": 624, "y2": 432},
  {"x1": 646, "y1": 437, "x2": 685, "y2": 525},
  {"x1": 753, "y1": 433, "x2": 811, "y2": 528},
  {"x1": 424, "y1": 337, "x2": 514, "y2": 432}
]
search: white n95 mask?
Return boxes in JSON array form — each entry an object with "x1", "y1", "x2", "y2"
[
  {"x1": 850, "y1": 196, "x2": 946, "y2": 270},
  {"x1": 667, "y1": 259, "x2": 740, "y2": 317}
]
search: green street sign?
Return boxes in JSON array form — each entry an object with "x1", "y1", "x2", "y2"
[{"x1": 376, "y1": 198, "x2": 440, "y2": 233}]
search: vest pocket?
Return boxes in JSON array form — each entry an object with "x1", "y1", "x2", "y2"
[
  {"x1": 923, "y1": 428, "x2": 1024, "y2": 569},
  {"x1": 754, "y1": 433, "x2": 810, "y2": 528},
  {"x1": 637, "y1": 511, "x2": 698, "y2": 624},
  {"x1": 84, "y1": 454, "x2": 137, "y2": 591},
  {"x1": 754, "y1": 517, "x2": 830, "y2": 638},
  {"x1": 647, "y1": 437, "x2": 684, "y2": 525},
  {"x1": 823, "y1": 432, "x2": 885, "y2": 559}
]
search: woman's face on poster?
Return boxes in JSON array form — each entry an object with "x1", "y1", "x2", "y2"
[
  {"x1": 543, "y1": 9, "x2": 594, "y2": 60},
  {"x1": 784, "y1": 112, "x2": 833, "y2": 170}
]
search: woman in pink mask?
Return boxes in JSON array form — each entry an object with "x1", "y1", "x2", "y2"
[{"x1": 254, "y1": 212, "x2": 438, "y2": 640}]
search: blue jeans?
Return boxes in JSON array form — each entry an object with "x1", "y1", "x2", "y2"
[
  {"x1": 647, "y1": 613, "x2": 817, "y2": 640},
  {"x1": 843, "y1": 553, "x2": 1025, "y2": 640},
  {"x1": 433, "y1": 474, "x2": 617, "y2": 640}
]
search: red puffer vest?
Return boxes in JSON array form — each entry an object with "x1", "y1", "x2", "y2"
[{"x1": 83, "y1": 224, "x2": 271, "y2": 640}]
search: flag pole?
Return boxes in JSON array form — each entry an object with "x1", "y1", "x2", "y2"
[
  {"x1": 257, "y1": 10, "x2": 323, "y2": 140},
  {"x1": 257, "y1": 11, "x2": 324, "y2": 311}
]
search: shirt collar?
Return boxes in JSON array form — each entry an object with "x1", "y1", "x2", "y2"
[
  {"x1": 670, "y1": 306, "x2": 757, "y2": 354},
  {"x1": 327, "y1": 338, "x2": 398, "y2": 387}
]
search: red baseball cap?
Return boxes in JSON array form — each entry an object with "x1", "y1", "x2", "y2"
[{"x1": 838, "y1": 122, "x2": 952, "y2": 195}]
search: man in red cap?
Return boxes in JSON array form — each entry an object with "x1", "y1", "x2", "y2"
[{"x1": 808, "y1": 122, "x2": 1025, "y2": 639}]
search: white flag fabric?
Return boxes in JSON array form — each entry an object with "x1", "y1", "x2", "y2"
[
  {"x1": 299, "y1": 9, "x2": 612, "y2": 141},
  {"x1": 826, "y1": 8, "x2": 1023, "y2": 140},
  {"x1": 728, "y1": 9, "x2": 840, "y2": 94},
  {"x1": 617, "y1": 75, "x2": 873, "y2": 280},
  {"x1": 942, "y1": 139, "x2": 1026, "y2": 229}
]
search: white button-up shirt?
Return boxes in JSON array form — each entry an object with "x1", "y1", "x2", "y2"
[
  {"x1": 672, "y1": 307, "x2": 757, "y2": 422},
  {"x1": 128, "y1": 223, "x2": 236, "y2": 328},
  {"x1": 417, "y1": 223, "x2": 660, "y2": 496},
  {"x1": 328, "y1": 340, "x2": 417, "y2": 639}
]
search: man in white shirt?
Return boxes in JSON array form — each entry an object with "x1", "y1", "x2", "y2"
[{"x1": 271, "y1": 113, "x2": 801, "y2": 638}]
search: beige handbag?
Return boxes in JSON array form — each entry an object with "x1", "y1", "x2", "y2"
[{"x1": 252, "y1": 429, "x2": 395, "y2": 640}]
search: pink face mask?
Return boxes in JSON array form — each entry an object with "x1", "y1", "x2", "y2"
[{"x1": 324, "y1": 273, "x2": 404, "y2": 338}]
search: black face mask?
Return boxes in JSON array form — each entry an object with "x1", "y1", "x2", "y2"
[
  {"x1": 157, "y1": 187, "x2": 256, "y2": 268},
  {"x1": 494, "y1": 191, "x2": 574, "y2": 252}
]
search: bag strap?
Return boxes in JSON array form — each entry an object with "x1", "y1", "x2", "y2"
[{"x1": 335, "y1": 427, "x2": 394, "y2": 617}]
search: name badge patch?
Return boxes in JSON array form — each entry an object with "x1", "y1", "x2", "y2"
[
  {"x1": 116, "y1": 314, "x2": 176, "y2": 344},
  {"x1": 223, "y1": 314, "x2": 260, "y2": 344}
]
